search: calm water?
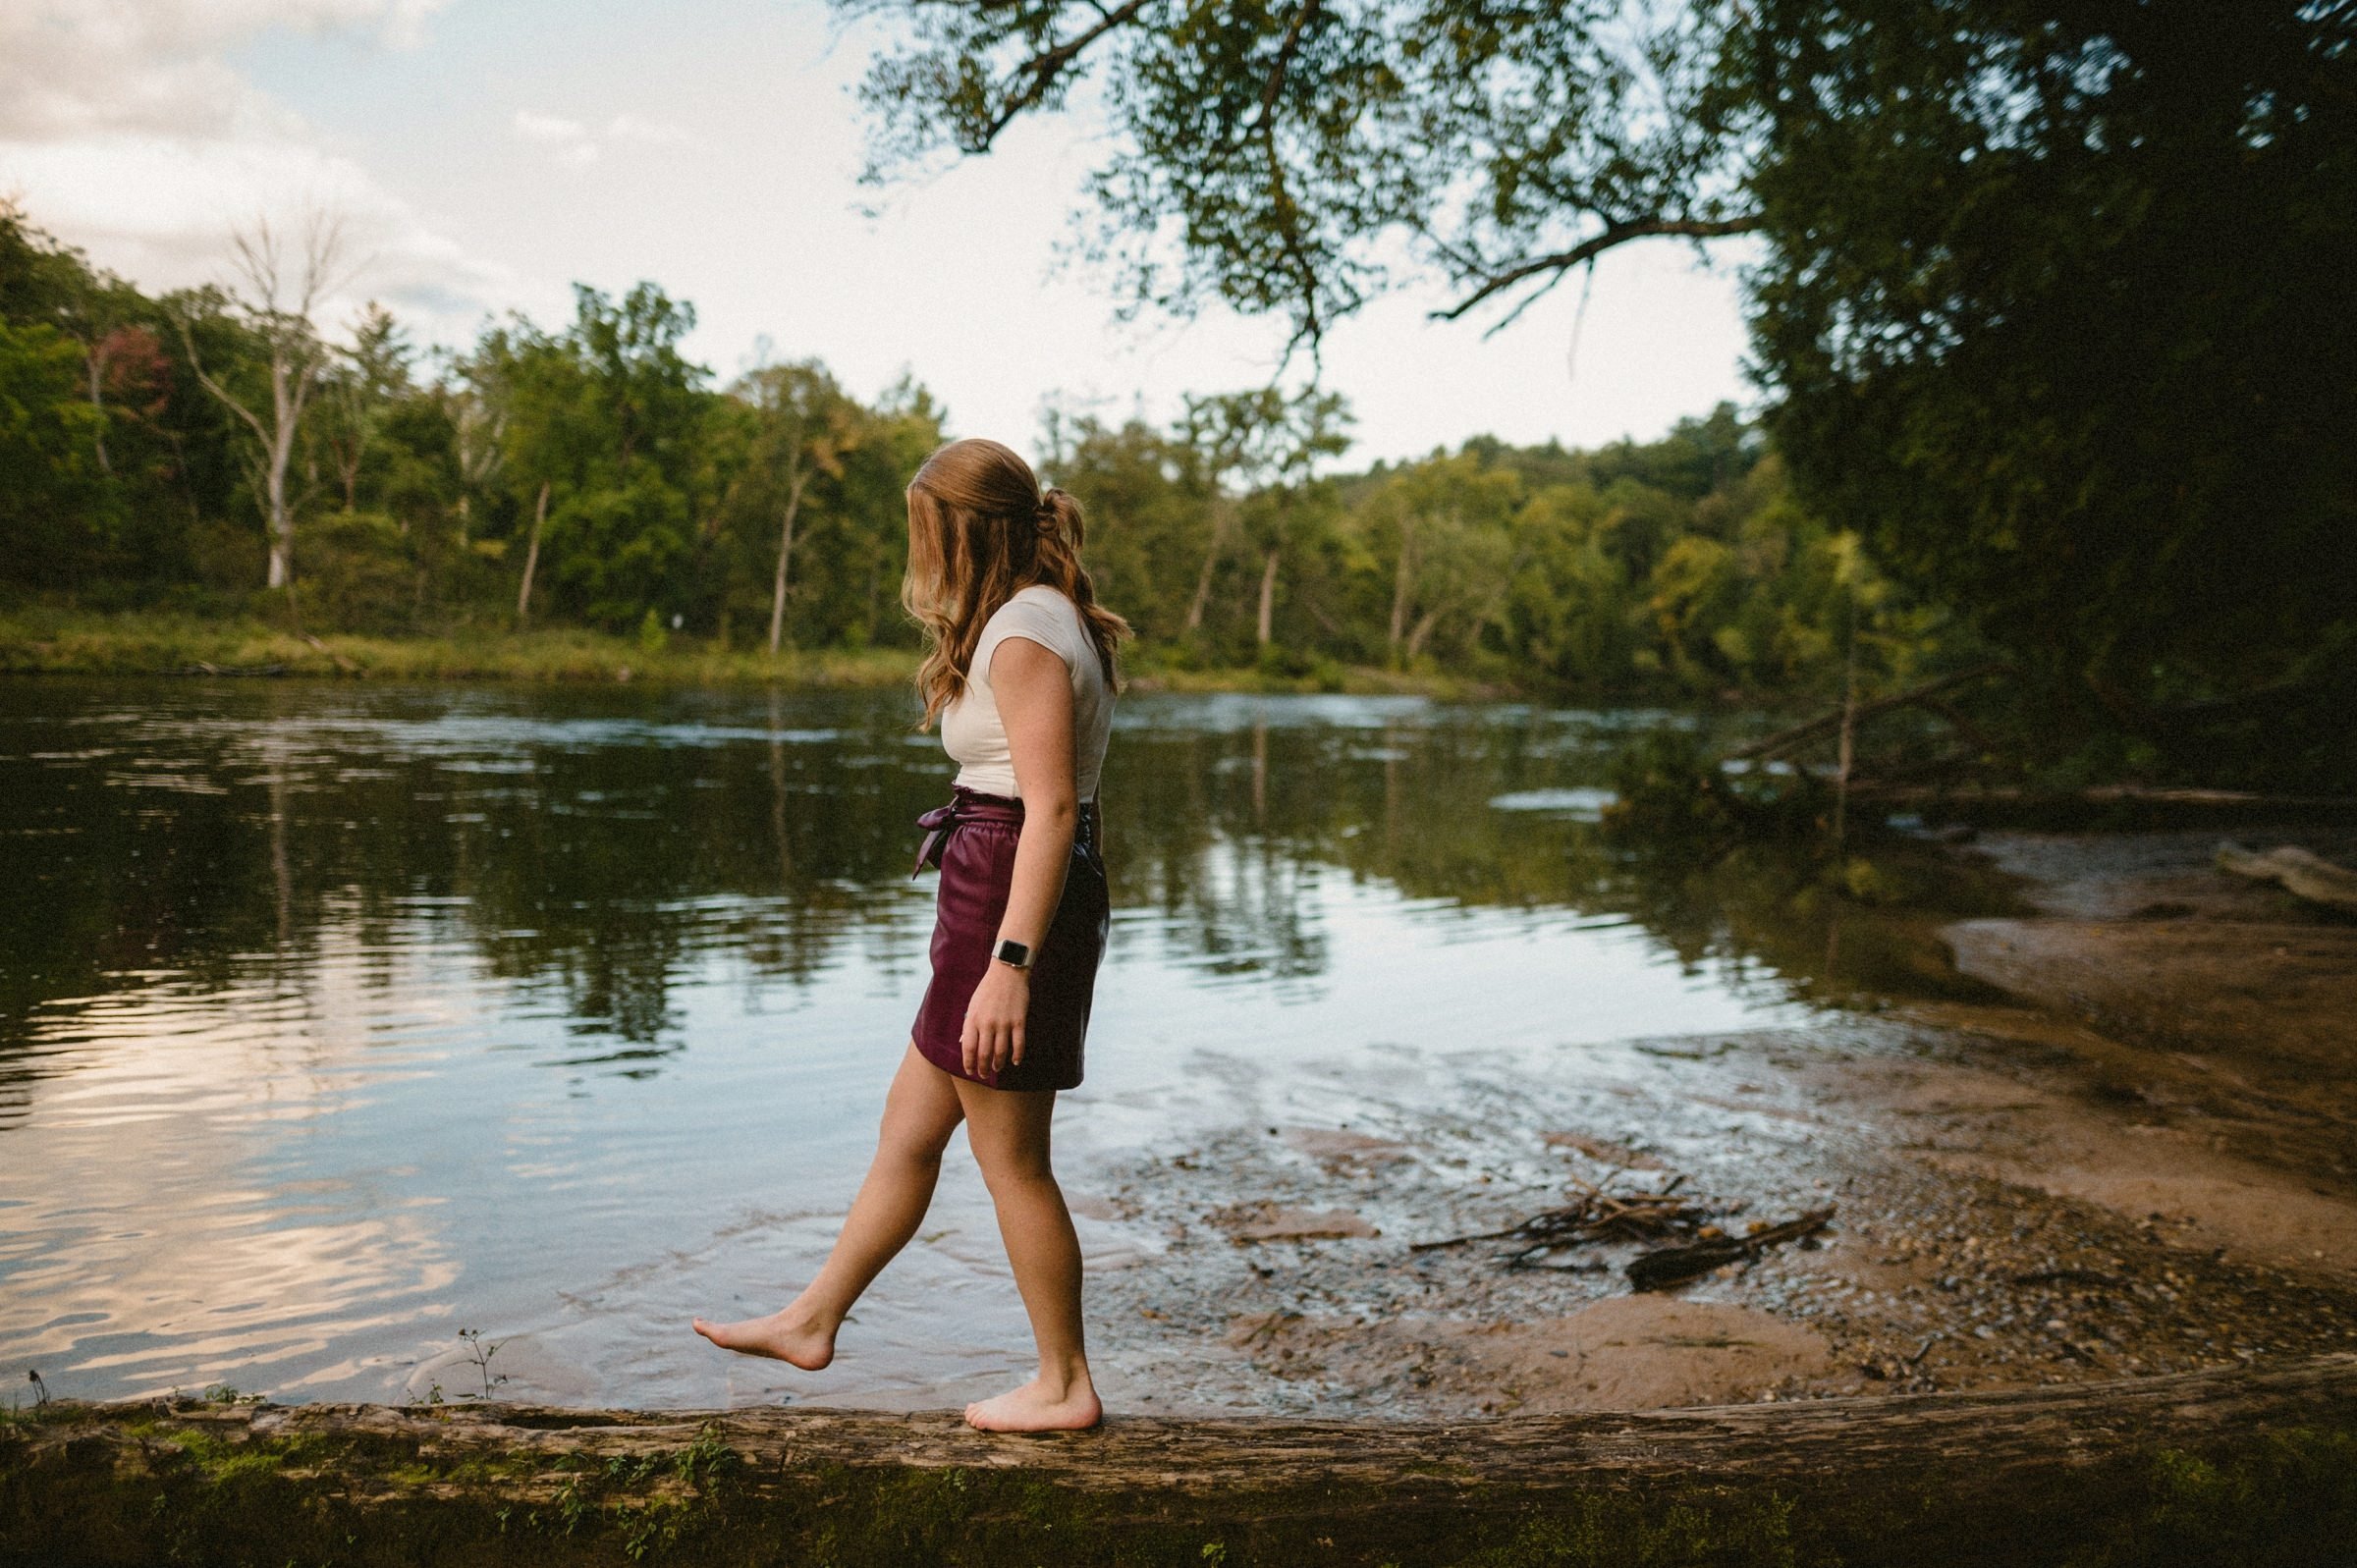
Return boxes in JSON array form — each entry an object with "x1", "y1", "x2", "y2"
[{"x1": 0, "y1": 679, "x2": 1840, "y2": 1410}]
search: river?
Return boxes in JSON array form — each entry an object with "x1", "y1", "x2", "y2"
[{"x1": 1, "y1": 678, "x2": 1988, "y2": 1410}]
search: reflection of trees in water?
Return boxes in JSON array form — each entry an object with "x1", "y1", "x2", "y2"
[{"x1": 0, "y1": 687, "x2": 2021, "y2": 1087}]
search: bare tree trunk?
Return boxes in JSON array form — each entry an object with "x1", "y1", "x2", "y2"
[
  {"x1": 265, "y1": 355, "x2": 297, "y2": 589},
  {"x1": 1387, "y1": 517, "x2": 1417, "y2": 663},
  {"x1": 516, "y1": 481, "x2": 548, "y2": 624},
  {"x1": 1184, "y1": 503, "x2": 1234, "y2": 634},
  {"x1": 1405, "y1": 607, "x2": 1443, "y2": 663},
  {"x1": 1256, "y1": 547, "x2": 1281, "y2": 647},
  {"x1": 179, "y1": 210, "x2": 347, "y2": 595},
  {"x1": 768, "y1": 469, "x2": 810, "y2": 657},
  {"x1": 83, "y1": 340, "x2": 111, "y2": 474}
]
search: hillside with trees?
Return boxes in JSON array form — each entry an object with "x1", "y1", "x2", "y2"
[{"x1": 0, "y1": 201, "x2": 1945, "y2": 713}]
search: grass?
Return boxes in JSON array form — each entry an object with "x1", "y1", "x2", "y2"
[
  {"x1": 0, "y1": 605, "x2": 1496, "y2": 698},
  {"x1": 0, "y1": 605, "x2": 924, "y2": 686}
]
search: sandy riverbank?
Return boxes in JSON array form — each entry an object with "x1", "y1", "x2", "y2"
[{"x1": 1059, "y1": 822, "x2": 2357, "y2": 1419}]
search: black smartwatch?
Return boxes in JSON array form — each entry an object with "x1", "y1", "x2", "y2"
[{"x1": 994, "y1": 939, "x2": 1033, "y2": 970}]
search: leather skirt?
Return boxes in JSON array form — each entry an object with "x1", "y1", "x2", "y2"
[{"x1": 908, "y1": 786, "x2": 1109, "y2": 1092}]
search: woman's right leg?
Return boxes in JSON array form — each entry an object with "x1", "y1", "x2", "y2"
[{"x1": 693, "y1": 1043, "x2": 964, "y2": 1368}]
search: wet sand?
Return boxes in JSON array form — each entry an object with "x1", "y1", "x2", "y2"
[{"x1": 1073, "y1": 825, "x2": 2357, "y2": 1418}]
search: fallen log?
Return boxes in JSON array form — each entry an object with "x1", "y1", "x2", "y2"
[
  {"x1": 2217, "y1": 840, "x2": 2357, "y2": 914},
  {"x1": 1841, "y1": 782, "x2": 2357, "y2": 815},
  {"x1": 9, "y1": 1356, "x2": 2356, "y2": 1567},
  {"x1": 1726, "y1": 662, "x2": 2013, "y2": 762},
  {"x1": 1625, "y1": 1207, "x2": 1836, "y2": 1290}
]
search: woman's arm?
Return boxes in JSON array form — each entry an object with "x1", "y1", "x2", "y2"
[{"x1": 959, "y1": 635, "x2": 1077, "y2": 1079}]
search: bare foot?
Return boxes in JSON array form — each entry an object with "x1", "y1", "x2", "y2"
[
  {"x1": 690, "y1": 1300, "x2": 837, "y2": 1371},
  {"x1": 963, "y1": 1377, "x2": 1102, "y2": 1433}
]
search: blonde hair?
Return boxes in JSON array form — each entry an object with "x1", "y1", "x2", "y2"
[{"x1": 901, "y1": 437, "x2": 1128, "y2": 727}]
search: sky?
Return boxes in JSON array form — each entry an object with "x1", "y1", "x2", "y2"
[{"x1": 0, "y1": 0, "x2": 1760, "y2": 466}]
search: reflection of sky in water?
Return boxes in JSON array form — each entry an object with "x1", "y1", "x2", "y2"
[{"x1": 0, "y1": 681, "x2": 1807, "y2": 1409}]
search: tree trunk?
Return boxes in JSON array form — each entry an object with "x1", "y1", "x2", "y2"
[
  {"x1": 1256, "y1": 547, "x2": 1281, "y2": 647},
  {"x1": 263, "y1": 351, "x2": 305, "y2": 591},
  {"x1": 1404, "y1": 606, "x2": 1443, "y2": 663},
  {"x1": 83, "y1": 339, "x2": 110, "y2": 474},
  {"x1": 1387, "y1": 517, "x2": 1416, "y2": 663},
  {"x1": 516, "y1": 481, "x2": 548, "y2": 625},
  {"x1": 1184, "y1": 503, "x2": 1234, "y2": 634},
  {"x1": 768, "y1": 470, "x2": 809, "y2": 657},
  {"x1": 11, "y1": 1356, "x2": 2355, "y2": 1567}
]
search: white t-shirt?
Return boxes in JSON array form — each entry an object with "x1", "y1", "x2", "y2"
[{"x1": 941, "y1": 584, "x2": 1115, "y2": 800}]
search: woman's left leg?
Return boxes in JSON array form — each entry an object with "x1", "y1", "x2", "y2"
[
  {"x1": 693, "y1": 1044, "x2": 964, "y2": 1369},
  {"x1": 955, "y1": 1077, "x2": 1101, "y2": 1431}
]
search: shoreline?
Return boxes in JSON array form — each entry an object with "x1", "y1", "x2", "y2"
[
  {"x1": 1056, "y1": 821, "x2": 2357, "y2": 1423},
  {"x1": 0, "y1": 610, "x2": 1509, "y2": 699}
]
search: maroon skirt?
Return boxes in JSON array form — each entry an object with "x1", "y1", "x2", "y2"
[{"x1": 908, "y1": 786, "x2": 1109, "y2": 1092}]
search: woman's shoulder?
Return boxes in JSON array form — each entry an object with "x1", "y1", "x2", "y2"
[
  {"x1": 986, "y1": 584, "x2": 1083, "y2": 636},
  {"x1": 978, "y1": 585, "x2": 1085, "y2": 668}
]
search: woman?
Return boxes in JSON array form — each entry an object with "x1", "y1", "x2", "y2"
[{"x1": 693, "y1": 437, "x2": 1125, "y2": 1433}]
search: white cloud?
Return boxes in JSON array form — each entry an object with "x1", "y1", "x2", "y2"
[
  {"x1": 512, "y1": 109, "x2": 599, "y2": 167},
  {"x1": 511, "y1": 110, "x2": 698, "y2": 167},
  {"x1": 513, "y1": 109, "x2": 588, "y2": 145},
  {"x1": 0, "y1": 1, "x2": 452, "y2": 141},
  {"x1": 0, "y1": 0, "x2": 503, "y2": 346},
  {"x1": 607, "y1": 114, "x2": 701, "y2": 151}
]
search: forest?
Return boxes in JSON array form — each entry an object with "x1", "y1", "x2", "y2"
[{"x1": 0, "y1": 201, "x2": 1940, "y2": 711}]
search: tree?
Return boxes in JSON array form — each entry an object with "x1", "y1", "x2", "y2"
[
  {"x1": 842, "y1": 1, "x2": 1754, "y2": 358},
  {"x1": 727, "y1": 361, "x2": 862, "y2": 655},
  {"x1": 1039, "y1": 405, "x2": 1216, "y2": 642},
  {"x1": 316, "y1": 302, "x2": 412, "y2": 515},
  {"x1": 1363, "y1": 450, "x2": 1519, "y2": 666},
  {"x1": 175, "y1": 210, "x2": 354, "y2": 591},
  {"x1": 1176, "y1": 385, "x2": 1351, "y2": 639},
  {"x1": 844, "y1": 0, "x2": 2357, "y2": 783},
  {"x1": 1739, "y1": 0, "x2": 2357, "y2": 779},
  {"x1": 0, "y1": 318, "x2": 111, "y2": 580}
]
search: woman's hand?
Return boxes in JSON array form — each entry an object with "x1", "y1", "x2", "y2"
[{"x1": 961, "y1": 960, "x2": 1030, "y2": 1077}]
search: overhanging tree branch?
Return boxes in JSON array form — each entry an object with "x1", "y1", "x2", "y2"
[
  {"x1": 1256, "y1": 1, "x2": 1327, "y2": 357},
  {"x1": 1434, "y1": 213, "x2": 1763, "y2": 326},
  {"x1": 975, "y1": 0, "x2": 1153, "y2": 147}
]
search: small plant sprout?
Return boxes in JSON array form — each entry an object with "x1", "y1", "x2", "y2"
[
  {"x1": 27, "y1": 1370, "x2": 47, "y2": 1408},
  {"x1": 458, "y1": 1328, "x2": 509, "y2": 1400}
]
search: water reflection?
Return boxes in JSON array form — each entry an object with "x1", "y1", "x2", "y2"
[{"x1": 0, "y1": 679, "x2": 2004, "y2": 1407}]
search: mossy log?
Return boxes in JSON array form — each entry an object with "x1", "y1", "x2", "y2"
[{"x1": 8, "y1": 1355, "x2": 2357, "y2": 1567}]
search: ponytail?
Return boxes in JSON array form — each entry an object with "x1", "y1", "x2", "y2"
[{"x1": 904, "y1": 442, "x2": 1130, "y2": 726}]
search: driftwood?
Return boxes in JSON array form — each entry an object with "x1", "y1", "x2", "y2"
[
  {"x1": 1626, "y1": 1207, "x2": 1836, "y2": 1290},
  {"x1": 1410, "y1": 1173, "x2": 1697, "y2": 1267},
  {"x1": 1841, "y1": 782, "x2": 2357, "y2": 814},
  {"x1": 300, "y1": 631, "x2": 362, "y2": 675},
  {"x1": 179, "y1": 661, "x2": 288, "y2": 677},
  {"x1": 9, "y1": 1357, "x2": 2357, "y2": 1566},
  {"x1": 2217, "y1": 840, "x2": 2357, "y2": 913},
  {"x1": 1726, "y1": 662, "x2": 2012, "y2": 762}
]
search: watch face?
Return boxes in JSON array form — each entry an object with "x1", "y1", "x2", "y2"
[{"x1": 996, "y1": 939, "x2": 1031, "y2": 968}]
